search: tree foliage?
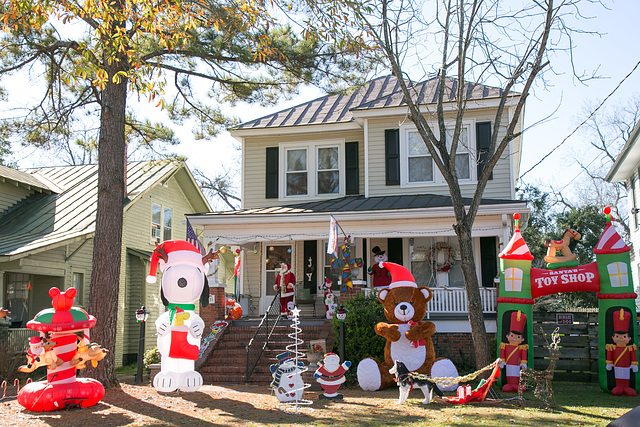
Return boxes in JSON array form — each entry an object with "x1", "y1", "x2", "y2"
[{"x1": 302, "y1": 0, "x2": 593, "y2": 370}]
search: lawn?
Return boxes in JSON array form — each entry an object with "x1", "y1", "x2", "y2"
[{"x1": 0, "y1": 381, "x2": 637, "y2": 426}]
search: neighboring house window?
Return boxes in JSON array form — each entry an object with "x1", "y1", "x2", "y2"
[
  {"x1": 5, "y1": 272, "x2": 29, "y2": 326},
  {"x1": 280, "y1": 141, "x2": 344, "y2": 199},
  {"x1": 73, "y1": 272, "x2": 84, "y2": 305},
  {"x1": 504, "y1": 268, "x2": 523, "y2": 292},
  {"x1": 401, "y1": 124, "x2": 474, "y2": 186},
  {"x1": 151, "y1": 203, "x2": 172, "y2": 242},
  {"x1": 607, "y1": 262, "x2": 629, "y2": 287}
]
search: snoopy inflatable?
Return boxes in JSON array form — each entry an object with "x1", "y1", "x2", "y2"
[{"x1": 147, "y1": 240, "x2": 217, "y2": 392}]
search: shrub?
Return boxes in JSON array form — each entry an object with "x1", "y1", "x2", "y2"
[
  {"x1": 331, "y1": 292, "x2": 386, "y2": 382},
  {"x1": 143, "y1": 346, "x2": 160, "y2": 369}
]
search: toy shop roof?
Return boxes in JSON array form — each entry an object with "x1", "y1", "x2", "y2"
[{"x1": 189, "y1": 194, "x2": 525, "y2": 218}]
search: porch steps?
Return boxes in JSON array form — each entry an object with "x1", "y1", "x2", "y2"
[{"x1": 199, "y1": 319, "x2": 332, "y2": 385}]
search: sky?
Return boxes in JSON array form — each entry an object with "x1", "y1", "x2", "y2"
[{"x1": 7, "y1": 0, "x2": 640, "y2": 211}]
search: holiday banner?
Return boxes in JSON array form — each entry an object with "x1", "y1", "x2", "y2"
[{"x1": 530, "y1": 262, "x2": 600, "y2": 299}]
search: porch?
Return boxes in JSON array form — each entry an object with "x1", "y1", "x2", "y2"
[{"x1": 286, "y1": 286, "x2": 498, "y2": 319}]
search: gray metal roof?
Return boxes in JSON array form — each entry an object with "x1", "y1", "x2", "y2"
[
  {"x1": 190, "y1": 194, "x2": 523, "y2": 217},
  {"x1": 0, "y1": 161, "x2": 188, "y2": 257},
  {"x1": 233, "y1": 75, "x2": 509, "y2": 131},
  {"x1": 0, "y1": 164, "x2": 53, "y2": 193}
]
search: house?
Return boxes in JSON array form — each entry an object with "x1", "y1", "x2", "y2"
[
  {"x1": 605, "y1": 120, "x2": 640, "y2": 310},
  {"x1": 0, "y1": 160, "x2": 210, "y2": 366},
  {"x1": 188, "y1": 75, "x2": 529, "y2": 335}
]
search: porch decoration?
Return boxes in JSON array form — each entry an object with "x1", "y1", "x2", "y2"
[
  {"x1": 314, "y1": 353, "x2": 351, "y2": 400},
  {"x1": 427, "y1": 242, "x2": 453, "y2": 272},
  {"x1": 356, "y1": 262, "x2": 440, "y2": 391},
  {"x1": 147, "y1": 240, "x2": 218, "y2": 393},
  {"x1": 321, "y1": 277, "x2": 334, "y2": 318},
  {"x1": 269, "y1": 307, "x2": 313, "y2": 413},
  {"x1": 17, "y1": 287, "x2": 106, "y2": 412},
  {"x1": 367, "y1": 246, "x2": 391, "y2": 289},
  {"x1": 497, "y1": 209, "x2": 639, "y2": 395},
  {"x1": 274, "y1": 263, "x2": 295, "y2": 318},
  {"x1": 225, "y1": 298, "x2": 243, "y2": 320},
  {"x1": 330, "y1": 237, "x2": 363, "y2": 290}
]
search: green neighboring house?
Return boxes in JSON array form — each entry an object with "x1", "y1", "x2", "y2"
[{"x1": 0, "y1": 160, "x2": 210, "y2": 366}]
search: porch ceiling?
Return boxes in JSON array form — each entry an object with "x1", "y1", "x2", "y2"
[{"x1": 188, "y1": 194, "x2": 527, "y2": 244}]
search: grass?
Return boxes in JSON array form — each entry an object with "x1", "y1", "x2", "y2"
[{"x1": 115, "y1": 363, "x2": 138, "y2": 376}]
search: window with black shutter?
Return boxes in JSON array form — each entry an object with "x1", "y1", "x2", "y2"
[
  {"x1": 265, "y1": 147, "x2": 278, "y2": 199},
  {"x1": 476, "y1": 122, "x2": 493, "y2": 180},
  {"x1": 345, "y1": 141, "x2": 359, "y2": 194},
  {"x1": 385, "y1": 129, "x2": 400, "y2": 185}
]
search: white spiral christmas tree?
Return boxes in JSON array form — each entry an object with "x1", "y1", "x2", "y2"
[{"x1": 269, "y1": 307, "x2": 313, "y2": 413}]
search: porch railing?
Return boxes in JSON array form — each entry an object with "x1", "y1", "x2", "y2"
[
  {"x1": 245, "y1": 293, "x2": 281, "y2": 384},
  {"x1": 426, "y1": 287, "x2": 497, "y2": 318},
  {"x1": 6, "y1": 327, "x2": 37, "y2": 351}
]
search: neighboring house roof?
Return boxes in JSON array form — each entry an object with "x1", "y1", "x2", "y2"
[
  {"x1": 0, "y1": 161, "x2": 210, "y2": 259},
  {"x1": 0, "y1": 164, "x2": 54, "y2": 194},
  {"x1": 191, "y1": 194, "x2": 523, "y2": 217},
  {"x1": 606, "y1": 120, "x2": 640, "y2": 182},
  {"x1": 233, "y1": 75, "x2": 513, "y2": 131}
]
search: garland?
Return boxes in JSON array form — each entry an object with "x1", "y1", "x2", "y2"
[
  {"x1": 427, "y1": 242, "x2": 453, "y2": 272},
  {"x1": 408, "y1": 359, "x2": 500, "y2": 388}
]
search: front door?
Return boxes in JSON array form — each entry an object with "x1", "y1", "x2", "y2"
[{"x1": 261, "y1": 243, "x2": 293, "y2": 314}]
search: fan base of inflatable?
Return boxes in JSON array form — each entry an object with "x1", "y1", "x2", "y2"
[{"x1": 17, "y1": 378, "x2": 105, "y2": 412}]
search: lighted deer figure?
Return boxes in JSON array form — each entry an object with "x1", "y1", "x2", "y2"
[
  {"x1": 518, "y1": 326, "x2": 561, "y2": 407},
  {"x1": 544, "y1": 227, "x2": 581, "y2": 264}
]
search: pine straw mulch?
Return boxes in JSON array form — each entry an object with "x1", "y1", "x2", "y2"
[{"x1": 0, "y1": 382, "x2": 637, "y2": 427}]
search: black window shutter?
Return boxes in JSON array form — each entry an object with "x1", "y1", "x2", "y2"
[
  {"x1": 265, "y1": 147, "x2": 279, "y2": 199},
  {"x1": 385, "y1": 129, "x2": 400, "y2": 185},
  {"x1": 345, "y1": 141, "x2": 359, "y2": 195},
  {"x1": 479, "y1": 236, "x2": 498, "y2": 286},
  {"x1": 476, "y1": 122, "x2": 493, "y2": 180}
]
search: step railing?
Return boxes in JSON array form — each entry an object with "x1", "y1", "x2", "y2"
[{"x1": 245, "y1": 293, "x2": 281, "y2": 384}]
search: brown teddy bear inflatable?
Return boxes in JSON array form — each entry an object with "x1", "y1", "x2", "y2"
[{"x1": 357, "y1": 262, "x2": 437, "y2": 391}]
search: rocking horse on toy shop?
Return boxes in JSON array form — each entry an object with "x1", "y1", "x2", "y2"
[{"x1": 497, "y1": 209, "x2": 639, "y2": 396}]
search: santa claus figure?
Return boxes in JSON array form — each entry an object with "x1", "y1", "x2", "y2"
[
  {"x1": 314, "y1": 353, "x2": 351, "y2": 400},
  {"x1": 367, "y1": 246, "x2": 391, "y2": 290},
  {"x1": 606, "y1": 308, "x2": 638, "y2": 396},
  {"x1": 274, "y1": 263, "x2": 295, "y2": 318},
  {"x1": 499, "y1": 310, "x2": 528, "y2": 393}
]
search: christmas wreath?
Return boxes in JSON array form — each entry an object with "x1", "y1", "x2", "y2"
[{"x1": 428, "y1": 242, "x2": 453, "y2": 272}]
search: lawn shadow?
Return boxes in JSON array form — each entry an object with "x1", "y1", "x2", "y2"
[
  {"x1": 22, "y1": 403, "x2": 134, "y2": 427},
  {"x1": 101, "y1": 388, "x2": 225, "y2": 426}
]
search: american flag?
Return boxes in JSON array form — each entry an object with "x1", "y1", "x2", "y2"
[
  {"x1": 186, "y1": 218, "x2": 206, "y2": 255},
  {"x1": 327, "y1": 215, "x2": 338, "y2": 258}
]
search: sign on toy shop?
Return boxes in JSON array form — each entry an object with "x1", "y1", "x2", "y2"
[{"x1": 530, "y1": 262, "x2": 600, "y2": 299}]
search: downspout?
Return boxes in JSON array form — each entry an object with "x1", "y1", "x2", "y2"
[{"x1": 364, "y1": 119, "x2": 369, "y2": 198}]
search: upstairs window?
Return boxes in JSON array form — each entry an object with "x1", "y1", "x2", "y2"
[
  {"x1": 152, "y1": 203, "x2": 172, "y2": 242},
  {"x1": 280, "y1": 141, "x2": 344, "y2": 199},
  {"x1": 401, "y1": 123, "x2": 474, "y2": 186}
]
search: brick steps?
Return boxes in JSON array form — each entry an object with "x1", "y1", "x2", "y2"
[{"x1": 199, "y1": 320, "x2": 329, "y2": 385}]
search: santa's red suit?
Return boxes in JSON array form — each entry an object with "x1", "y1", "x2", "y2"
[
  {"x1": 274, "y1": 264, "x2": 295, "y2": 316},
  {"x1": 314, "y1": 353, "x2": 350, "y2": 397},
  {"x1": 499, "y1": 310, "x2": 528, "y2": 393},
  {"x1": 368, "y1": 263, "x2": 391, "y2": 289}
]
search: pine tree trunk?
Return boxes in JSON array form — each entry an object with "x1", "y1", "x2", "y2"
[
  {"x1": 454, "y1": 223, "x2": 492, "y2": 371},
  {"x1": 86, "y1": 55, "x2": 128, "y2": 388}
]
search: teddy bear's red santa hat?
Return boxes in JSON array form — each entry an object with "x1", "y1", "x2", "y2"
[
  {"x1": 146, "y1": 240, "x2": 209, "y2": 284},
  {"x1": 380, "y1": 262, "x2": 416, "y2": 289}
]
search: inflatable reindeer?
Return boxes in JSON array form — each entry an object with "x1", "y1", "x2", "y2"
[{"x1": 147, "y1": 240, "x2": 218, "y2": 392}]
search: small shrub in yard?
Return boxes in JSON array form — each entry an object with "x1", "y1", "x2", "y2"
[
  {"x1": 143, "y1": 346, "x2": 161, "y2": 369},
  {"x1": 331, "y1": 292, "x2": 386, "y2": 383}
]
